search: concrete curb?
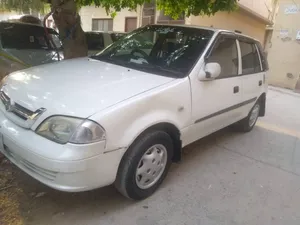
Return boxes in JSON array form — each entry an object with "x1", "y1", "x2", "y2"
[{"x1": 268, "y1": 85, "x2": 300, "y2": 98}]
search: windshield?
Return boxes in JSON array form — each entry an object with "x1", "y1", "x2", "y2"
[
  {"x1": 91, "y1": 25, "x2": 214, "y2": 78},
  {"x1": 0, "y1": 23, "x2": 62, "y2": 50}
]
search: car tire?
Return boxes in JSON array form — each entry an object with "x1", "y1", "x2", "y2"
[
  {"x1": 115, "y1": 130, "x2": 173, "y2": 200},
  {"x1": 233, "y1": 101, "x2": 261, "y2": 132}
]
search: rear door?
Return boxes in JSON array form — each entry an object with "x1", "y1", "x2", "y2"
[
  {"x1": 238, "y1": 38, "x2": 265, "y2": 117},
  {"x1": 187, "y1": 33, "x2": 244, "y2": 144}
]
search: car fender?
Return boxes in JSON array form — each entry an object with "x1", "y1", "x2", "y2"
[{"x1": 90, "y1": 78, "x2": 192, "y2": 152}]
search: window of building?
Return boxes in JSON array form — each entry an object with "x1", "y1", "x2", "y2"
[
  {"x1": 92, "y1": 19, "x2": 113, "y2": 32},
  {"x1": 239, "y1": 41, "x2": 262, "y2": 74},
  {"x1": 207, "y1": 36, "x2": 238, "y2": 78}
]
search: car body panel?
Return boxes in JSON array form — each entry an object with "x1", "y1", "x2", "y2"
[
  {"x1": 3, "y1": 57, "x2": 175, "y2": 126},
  {"x1": 0, "y1": 108, "x2": 126, "y2": 191},
  {"x1": 89, "y1": 77, "x2": 192, "y2": 151}
]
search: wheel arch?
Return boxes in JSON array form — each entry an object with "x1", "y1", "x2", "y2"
[
  {"x1": 258, "y1": 92, "x2": 266, "y2": 117},
  {"x1": 126, "y1": 122, "x2": 182, "y2": 163}
]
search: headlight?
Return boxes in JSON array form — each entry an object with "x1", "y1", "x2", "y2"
[{"x1": 36, "y1": 116, "x2": 105, "y2": 144}]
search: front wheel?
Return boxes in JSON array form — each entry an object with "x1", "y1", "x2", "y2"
[
  {"x1": 115, "y1": 131, "x2": 173, "y2": 200},
  {"x1": 233, "y1": 102, "x2": 261, "y2": 132}
]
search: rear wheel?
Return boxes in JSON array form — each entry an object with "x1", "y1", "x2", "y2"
[
  {"x1": 233, "y1": 102, "x2": 260, "y2": 132},
  {"x1": 115, "y1": 130, "x2": 173, "y2": 200}
]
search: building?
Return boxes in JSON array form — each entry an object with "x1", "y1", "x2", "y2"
[
  {"x1": 141, "y1": 0, "x2": 276, "y2": 45},
  {"x1": 0, "y1": 11, "x2": 19, "y2": 21},
  {"x1": 267, "y1": 0, "x2": 300, "y2": 91},
  {"x1": 79, "y1": 6, "x2": 141, "y2": 32},
  {"x1": 80, "y1": 1, "x2": 276, "y2": 44}
]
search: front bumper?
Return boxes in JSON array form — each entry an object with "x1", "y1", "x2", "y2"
[{"x1": 0, "y1": 111, "x2": 126, "y2": 192}]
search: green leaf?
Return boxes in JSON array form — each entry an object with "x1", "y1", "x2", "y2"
[{"x1": 0, "y1": 0, "x2": 237, "y2": 17}]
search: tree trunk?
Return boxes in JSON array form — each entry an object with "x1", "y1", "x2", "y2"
[{"x1": 51, "y1": 0, "x2": 87, "y2": 59}]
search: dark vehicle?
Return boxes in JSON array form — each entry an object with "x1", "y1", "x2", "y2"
[{"x1": 0, "y1": 21, "x2": 62, "y2": 78}]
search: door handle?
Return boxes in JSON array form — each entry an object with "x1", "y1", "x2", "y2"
[
  {"x1": 259, "y1": 80, "x2": 262, "y2": 86},
  {"x1": 233, "y1": 86, "x2": 239, "y2": 93}
]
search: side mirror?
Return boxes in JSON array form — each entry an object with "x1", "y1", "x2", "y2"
[{"x1": 198, "y1": 62, "x2": 221, "y2": 81}]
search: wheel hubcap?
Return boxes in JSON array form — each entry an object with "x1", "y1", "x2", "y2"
[
  {"x1": 135, "y1": 144, "x2": 168, "y2": 189},
  {"x1": 249, "y1": 104, "x2": 260, "y2": 127}
]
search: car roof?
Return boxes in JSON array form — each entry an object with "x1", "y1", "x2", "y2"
[
  {"x1": 85, "y1": 31, "x2": 126, "y2": 34},
  {"x1": 0, "y1": 21, "x2": 58, "y2": 33},
  {"x1": 147, "y1": 24, "x2": 260, "y2": 43}
]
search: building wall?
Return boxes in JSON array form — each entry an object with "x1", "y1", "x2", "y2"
[
  {"x1": 79, "y1": 6, "x2": 141, "y2": 32},
  {"x1": 267, "y1": 0, "x2": 300, "y2": 90},
  {"x1": 0, "y1": 11, "x2": 23, "y2": 21},
  {"x1": 239, "y1": 0, "x2": 273, "y2": 19},
  {"x1": 188, "y1": 10, "x2": 267, "y2": 43}
]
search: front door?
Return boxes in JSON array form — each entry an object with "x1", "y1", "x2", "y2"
[
  {"x1": 125, "y1": 17, "x2": 137, "y2": 32},
  {"x1": 186, "y1": 34, "x2": 244, "y2": 145}
]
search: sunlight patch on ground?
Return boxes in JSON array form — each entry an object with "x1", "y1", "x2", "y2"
[{"x1": 256, "y1": 121, "x2": 300, "y2": 139}]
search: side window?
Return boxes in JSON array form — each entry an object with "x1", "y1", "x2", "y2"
[
  {"x1": 239, "y1": 41, "x2": 262, "y2": 74},
  {"x1": 256, "y1": 42, "x2": 269, "y2": 71},
  {"x1": 207, "y1": 36, "x2": 238, "y2": 78}
]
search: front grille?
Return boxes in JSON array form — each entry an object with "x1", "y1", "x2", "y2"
[
  {"x1": 20, "y1": 159, "x2": 58, "y2": 181},
  {"x1": 0, "y1": 91, "x2": 45, "y2": 122},
  {"x1": 3, "y1": 144, "x2": 57, "y2": 181},
  {"x1": 3, "y1": 144, "x2": 16, "y2": 160}
]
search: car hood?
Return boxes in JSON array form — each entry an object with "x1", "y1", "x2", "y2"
[
  {"x1": 4, "y1": 49, "x2": 62, "y2": 66},
  {"x1": 4, "y1": 57, "x2": 174, "y2": 118}
]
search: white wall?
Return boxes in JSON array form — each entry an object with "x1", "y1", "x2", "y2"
[
  {"x1": 0, "y1": 11, "x2": 23, "y2": 21},
  {"x1": 239, "y1": 0, "x2": 273, "y2": 19},
  {"x1": 79, "y1": 6, "x2": 141, "y2": 32}
]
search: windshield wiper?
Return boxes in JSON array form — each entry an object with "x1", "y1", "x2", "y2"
[
  {"x1": 129, "y1": 62, "x2": 183, "y2": 76},
  {"x1": 90, "y1": 55, "x2": 130, "y2": 67}
]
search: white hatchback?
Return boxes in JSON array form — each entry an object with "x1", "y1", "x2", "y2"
[{"x1": 0, "y1": 25, "x2": 268, "y2": 200}]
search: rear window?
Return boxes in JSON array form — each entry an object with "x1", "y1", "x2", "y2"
[
  {"x1": 85, "y1": 33, "x2": 104, "y2": 50},
  {"x1": 0, "y1": 23, "x2": 61, "y2": 50},
  {"x1": 239, "y1": 41, "x2": 262, "y2": 74}
]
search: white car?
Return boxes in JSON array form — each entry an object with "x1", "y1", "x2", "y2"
[{"x1": 0, "y1": 25, "x2": 268, "y2": 200}]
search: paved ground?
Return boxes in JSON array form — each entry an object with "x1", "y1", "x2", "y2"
[{"x1": 2, "y1": 88, "x2": 300, "y2": 225}]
